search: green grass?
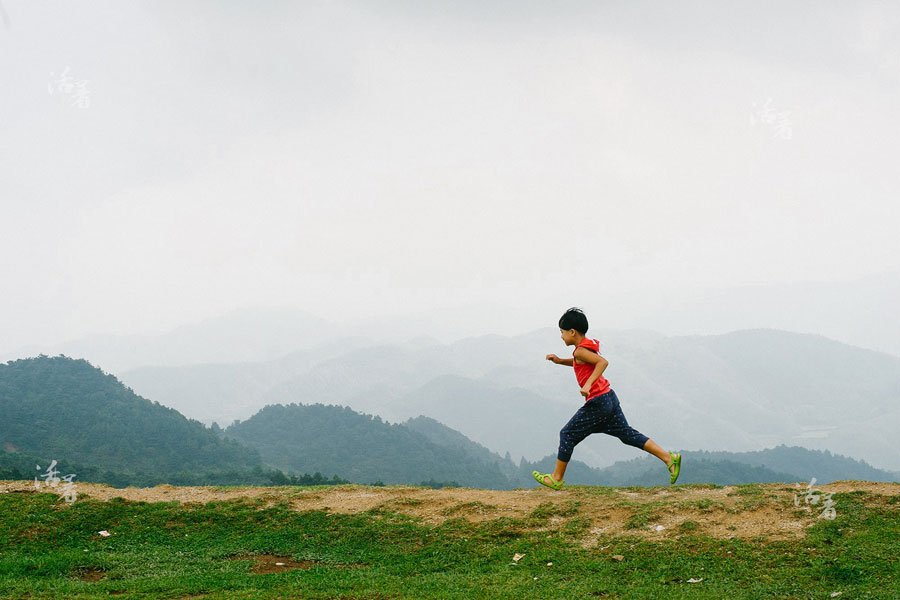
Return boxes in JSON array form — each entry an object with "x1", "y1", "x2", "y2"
[
  {"x1": 679, "y1": 498, "x2": 727, "y2": 514},
  {"x1": 678, "y1": 520, "x2": 700, "y2": 533},
  {"x1": 725, "y1": 482, "x2": 779, "y2": 511},
  {"x1": 1, "y1": 486, "x2": 898, "y2": 599},
  {"x1": 616, "y1": 499, "x2": 666, "y2": 530},
  {"x1": 440, "y1": 501, "x2": 497, "y2": 516},
  {"x1": 527, "y1": 500, "x2": 581, "y2": 523}
]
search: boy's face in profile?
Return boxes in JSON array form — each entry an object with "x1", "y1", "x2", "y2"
[{"x1": 560, "y1": 328, "x2": 578, "y2": 346}]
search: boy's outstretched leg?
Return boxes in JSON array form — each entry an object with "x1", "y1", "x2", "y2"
[
  {"x1": 533, "y1": 460, "x2": 566, "y2": 490},
  {"x1": 536, "y1": 460, "x2": 568, "y2": 488},
  {"x1": 642, "y1": 438, "x2": 681, "y2": 481},
  {"x1": 537, "y1": 400, "x2": 598, "y2": 489}
]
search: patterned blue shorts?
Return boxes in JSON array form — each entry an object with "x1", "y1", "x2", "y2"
[{"x1": 557, "y1": 389, "x2": 649, "y2": 462}]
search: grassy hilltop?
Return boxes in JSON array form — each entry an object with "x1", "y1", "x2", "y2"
[{"x1": 1, "y1": 479, "x2": 898, "y2": 599}]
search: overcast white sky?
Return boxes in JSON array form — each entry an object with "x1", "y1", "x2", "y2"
[{"x1": 2, "y1": 1, "x2": 900, "y2": 353}]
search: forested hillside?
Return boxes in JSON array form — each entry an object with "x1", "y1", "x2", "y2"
[
  {"x1": 223, "y1": 403, "x2": 511, "y2": 487},
  {"x1": 119, "y1": 327, "x2": 900, "y2": 474},
  {"x1": 3, "y1": 355, "x2": 896, "y2": 490},
  {"x1": 0, "y1": 356, "x2": 262, "y2": 484}
]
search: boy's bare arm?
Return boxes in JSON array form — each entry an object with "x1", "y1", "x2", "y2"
[
  {"x1": 574, "y1": 348, "x2": 609, "y2": 389},
  {"x1": 545, "y1": 354, "x2": 574, "y2": 366}
]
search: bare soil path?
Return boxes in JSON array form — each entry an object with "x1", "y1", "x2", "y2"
[{"x1": 4, "y1": 479, "x2": 895, "y2": 544}]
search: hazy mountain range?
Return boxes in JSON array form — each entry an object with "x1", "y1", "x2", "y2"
[
  {"x1": 3, "y1": 302, "x2": 899, "y2": 474},
  {"x1": 105, "y1": 323, "x2": 900, "y2": 473},
  {"x1": 4, "y1": 270, "x2": 900, "y2": 372},
  {"x1": 635, "y1": 268, "x2": 900, "y2": 358},
  {"x1": 3, "y1": 356, "x2": 896, "y2": 489}
]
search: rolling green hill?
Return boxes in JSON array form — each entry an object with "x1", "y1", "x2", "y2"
[
  {"x1": 0, "y1": 355, "x2": 263, "y2": 484},
  {"x1": 223, "y1": 403, "x2": 511, "y2": 488},
  {"x1": 118, "y1": 327, "x2": 900, "y2": 475},
  {"x1": 3, "y1": 355, "x2": 896, "y2": 490}
]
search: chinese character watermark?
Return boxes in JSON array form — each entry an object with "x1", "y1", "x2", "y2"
[
  {"x1": 48, "y1": 66, "x2": 90, "y2": 109},
  {"x1": 34, "y1": 460, "x2": 78, "y2": 503},
  {"x1": 750, "y1": 97, "x2": 792, "y2": 140},
  {"x1": 0, "y1": 0, "x2": 11, "y2": 30},
  {"x1": 793, "y1": 477, "x2": 836, "y2": 520}
]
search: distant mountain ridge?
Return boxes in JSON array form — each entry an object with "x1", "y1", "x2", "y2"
[
  {"x1": 410, "y1": 412, "x2": 900, "y2": 487},
  {"x1": 634, "y1": 268, "x2": 900, "y2": 358},
  {"x1": 113, "y1": 326, "x2": 900, "y2": 473},
  {"x1": 0, "y1": 307, "x2": 335, "y2": 373},
  {"x1": 6, "y1": 271, "x2": 900, "y2": 371},
  {"x1": 2, "y1": 355, "x2": 897, "y2": 490},
  {"x1": 7, "y1": 305, "x2": 899, "y2": 473}
]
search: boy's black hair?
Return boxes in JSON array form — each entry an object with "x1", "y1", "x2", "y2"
[{"x1": 559, "y1": 307, "x2": 589, "y2": 335}]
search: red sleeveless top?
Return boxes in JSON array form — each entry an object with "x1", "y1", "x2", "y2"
[{"x1": 573, "y1": 337, "x2": 611, "y2": 401}]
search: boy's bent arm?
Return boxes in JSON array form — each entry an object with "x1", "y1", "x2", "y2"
[
  {"x1": 558, "y1": 358, "x2": 574, "y2": 366},
  {"x1": 585, "y1": 361, "x2": 608, "y2": 388},
  {"x1": 574, "y1": 348, "x2": 609, "y2": 387}
]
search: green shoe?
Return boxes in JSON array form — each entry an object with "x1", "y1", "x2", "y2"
[
  {"x1": 668, "y1": 452, "x2": 681, "y2": 484},
  {"x1": 532, "y1": 470, "x2": 564, "y2": 490}
]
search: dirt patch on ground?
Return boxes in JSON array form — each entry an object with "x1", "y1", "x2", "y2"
[
  {"x1": 4, "y1": 479, "x2": 895, "y2": 543},
  {"x1": 72, "y1": 566, "x2": 107, "y2": 581},
  {"x1": 809, "y1": 480, "x2": 900, "y2": 495},
  {"x1": 231, "y1": 553, "x2": 316, "y2": 574},
  {"x1": 223, "y1": 553, "x2": 363, "y2": 574}
]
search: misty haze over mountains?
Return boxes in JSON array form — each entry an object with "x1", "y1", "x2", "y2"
[
  {"x1": 3, "y1": 298, "x2": 898, "y2": 475},
  {"x1": 115, "y1": 323, "x2": 900, "y2": 474},
  {"x1": 3, "y1": 269, "x2": 900, "y2": 372},
  {"x1": 6, "y1": 354, "x2": 894, "y2": 489}
]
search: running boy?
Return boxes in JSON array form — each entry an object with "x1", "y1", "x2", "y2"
[{"x1": 533, "y1": 307, "x2": 681, "y2": 489}]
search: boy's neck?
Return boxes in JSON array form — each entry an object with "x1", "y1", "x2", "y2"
[{"x1": 572, "y1": 332, "x2": 586, "y2": 346}]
